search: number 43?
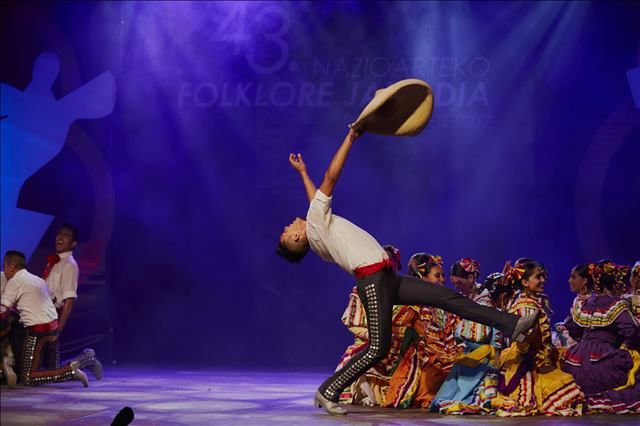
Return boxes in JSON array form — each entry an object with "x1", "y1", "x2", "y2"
[{"x1": 210, "y1": 3, "x2": 291, "y2": 75}]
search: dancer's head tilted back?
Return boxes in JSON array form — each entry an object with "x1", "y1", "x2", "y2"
[
  {"x1": 56, "y1": 223, "x2": 79, "y2": 254},
  {"x1": 277, "y1": 217, "x2": 310, "y2": 263}
]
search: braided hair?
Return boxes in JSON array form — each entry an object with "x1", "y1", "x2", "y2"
[
  {"x1": 504, "y1": 259, "x2": 544, "y2": 289},
  {"x1": 408, "y1": 253, "x2": 443, "y2": 280},
  {"x1": 588, "y1": 260, "x2": 629, "y2": 296}
]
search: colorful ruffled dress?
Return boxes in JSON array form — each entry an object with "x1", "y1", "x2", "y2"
[
  {"x1": 562, "y1": 294, "x2": 640, "y2": 414},
  {"x1": 554, "y1": 294, "x2": 590, "y2": 349},
  {"x1": 430, "y1": 289, "x2": 503, "y2": 414},
  {"x1": 491, "y1": 292, "x2": 584, "y2": 416},
  {"x1": 382, "y1": 304, "x2": 462, "y2": 408}
]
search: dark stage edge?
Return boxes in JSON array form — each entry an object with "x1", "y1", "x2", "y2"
[{"x1": 1, "y1": 367, "x2": 638, "y2": 425}]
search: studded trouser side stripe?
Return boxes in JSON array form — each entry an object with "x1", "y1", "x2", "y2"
[
  {"x1": 318, "y1": 272, "x2": 394, "y2": 402},
  {"x1": 20, "y1": 332, "x2": 75, "y2": 386},
  {"x1": 316, "y1": 267, "x2": 520, "y2": 403}
]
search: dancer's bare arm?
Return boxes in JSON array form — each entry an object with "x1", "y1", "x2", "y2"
[
  {"x1": 289, "y1": 153, "x2": 317, "y2": 202},
  {"x1": 57, "y1": 298, "x2": 75, "y2": 334},
  {"x1": 319, "y1": 128, "x2": 361, "y2": 197}
]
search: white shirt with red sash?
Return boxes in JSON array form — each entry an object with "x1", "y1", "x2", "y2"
[{"x1": 306, "y1": 190, "x2": 389, "y2": 277}]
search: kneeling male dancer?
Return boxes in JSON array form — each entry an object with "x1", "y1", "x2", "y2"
[
  {"x1": 277, "y1": 127, "x2": 538, "y2": 415},
  {"x1": 1, "y1": 251, "x2": 100, "y2": 387}
]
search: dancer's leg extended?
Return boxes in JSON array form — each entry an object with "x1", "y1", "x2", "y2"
[
  {"x1": 317, "y1": 271, "x2": 396, "y2": 410},
  {"x1": 395, "y1": 275, "x2": 520, "y2": 339}
]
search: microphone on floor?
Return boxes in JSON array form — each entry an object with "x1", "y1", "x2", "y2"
[{"x1": 110, "y1": 406, "x2": 134, "y2": 426}]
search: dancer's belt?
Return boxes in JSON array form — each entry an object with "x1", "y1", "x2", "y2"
[
  {"x1": 28, "y1": 320, "x2": 59, "y2": 333},
  {"x1": 354, "y1": 259, "x2": 394, "y2": 279}
]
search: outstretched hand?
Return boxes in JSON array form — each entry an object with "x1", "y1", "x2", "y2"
[
  {"x1": 289, "y1": 153, "x2": 317, "y2": 201},
  {"x1": 289, "y1": 153, "x2": 307, "y2": 173}
]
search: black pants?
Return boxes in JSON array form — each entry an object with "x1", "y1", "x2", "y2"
[
  {"x1": 42, "y1": 340, "x2": 60, "y2": 370},
  {"x1": 318, "y1": 270, "x2": 519, "y2": 402},
  {"x1": 21, "y1": 327, "x2": 76, "y2": 385}
]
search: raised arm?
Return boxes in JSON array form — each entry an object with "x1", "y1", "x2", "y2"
[
  {"x1": 289, "y1": 153, "x2": 317, "y2": 202},
  {"x1": 319, "y1": 128, "x2": 362, "y2": 197}
]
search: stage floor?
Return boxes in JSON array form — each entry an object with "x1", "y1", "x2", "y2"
[{"x1": 1, "y1": 367, "x2": 638, "y2": 425}]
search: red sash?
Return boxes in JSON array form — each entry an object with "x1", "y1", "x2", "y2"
[
  {"x1": 353, "y1": 259, "x2": 394, "y2": 280},
  {"x1": 29, "y1": 319, "x2": 59, "y2": 333}
]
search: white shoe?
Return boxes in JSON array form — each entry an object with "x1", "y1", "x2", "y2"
[{"x1": 314, "y1": 390, "x2": 347, "y2": 415}]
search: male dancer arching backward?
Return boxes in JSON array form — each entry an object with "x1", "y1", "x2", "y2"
[{"x1": 277, "y1": 80, "x2": 538, "y2": 415}]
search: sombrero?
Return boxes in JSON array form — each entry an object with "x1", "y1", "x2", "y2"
[{"x1": 350, "y1": 78, "x2": 434, "y2": 136}]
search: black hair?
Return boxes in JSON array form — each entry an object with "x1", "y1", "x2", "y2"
[
  {"x1": 450, "y1": 259, "x2": 480, "y2": 280},
  {"x1": 59, "y1": 223, "x2": 79, "y2": 242},
  {"x1": 507, "y1": 259, "x2": 544, "y2": 289},
  {"x1": 4, "y1": 250, "x2": 26, "y2": 270},
  {"x1": 516, "y1": 257, "x2": 547, "y2": 278},
  {"x1": 275, "y1": 241, "x2": 309, "y2": 263},
  {"x1": 407, "y1": 253, "x2": 442, "y2": 279},
  {"x1": 592, "y1": 259, "x2": 627, "y2": 296},
  {"x1": 520, "y1": 260, "x2": 543, "y2": 284},
  {"x1": 572, "y1": 263, "x2": 594, "y2": 291}
]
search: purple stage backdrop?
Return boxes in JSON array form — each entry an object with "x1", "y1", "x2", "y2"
[{"x1": 1, "y1": 1, "x2": 639, "y2": 367}]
